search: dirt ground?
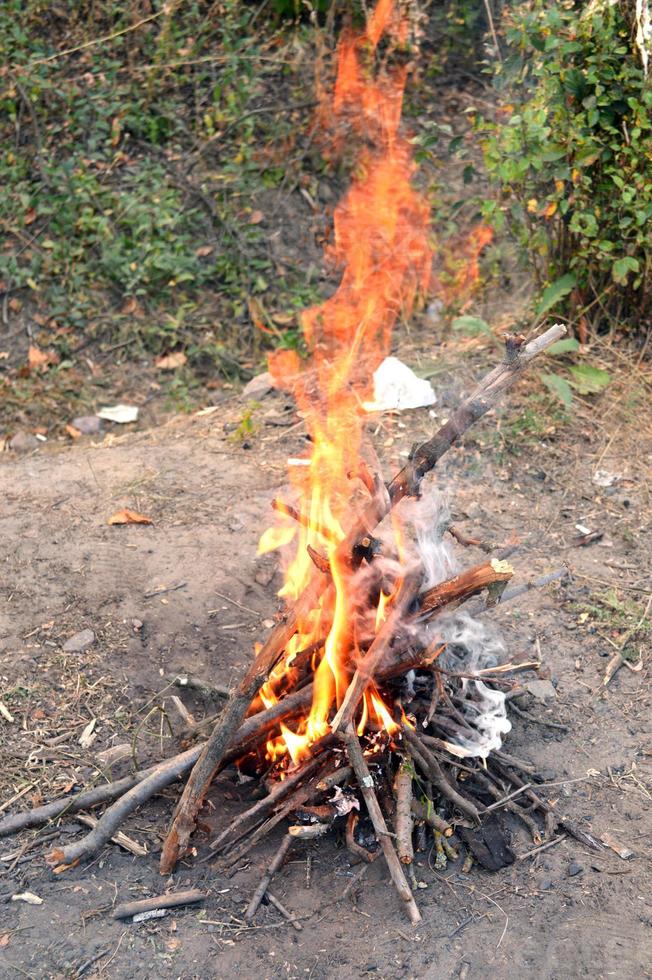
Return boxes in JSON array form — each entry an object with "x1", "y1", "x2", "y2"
[{"x1": 1, "y1": 337, "x2": 651, "y2": 980}]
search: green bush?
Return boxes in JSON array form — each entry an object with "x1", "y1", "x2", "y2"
[{"x1": 478, "y1": 0, "x2": 652, "y2": 333}]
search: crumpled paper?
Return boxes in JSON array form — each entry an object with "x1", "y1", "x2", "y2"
[{"x1": 363, "y1": 356, "x2": 437, "y2": 412}]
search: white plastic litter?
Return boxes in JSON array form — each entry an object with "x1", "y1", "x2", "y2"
[
  {"x1": 362, "y1": 356, "x2": 437, "y2": 412},
  {"x1": 97, "y1": 404, "x2": 139, "y2": 424}
]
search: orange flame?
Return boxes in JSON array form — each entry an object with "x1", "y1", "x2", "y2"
[{"x1": 259, "y1": 0, "x2": 431, "y2": 764}]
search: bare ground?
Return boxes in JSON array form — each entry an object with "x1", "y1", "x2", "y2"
[{"x1": 0, "y1": 338, "x2": 651, "y2": 980}]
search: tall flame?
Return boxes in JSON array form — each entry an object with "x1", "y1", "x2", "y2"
[{"x1": 259, "y1": 1, "x2": 431, "y2": 762}]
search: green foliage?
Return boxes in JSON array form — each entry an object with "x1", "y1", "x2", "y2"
[
  {"x1": 0, "y1": 0, "x2": 303, "y2": 354},
  {"x1": 478, "y1": 0, "x2": 652, "y2": 331},
  {"x1": 538, "y1": 337, "x2": 611, "y2": 406},
  {"x1": 450, "y1": 314, "x2": 492, "y2": 335}
]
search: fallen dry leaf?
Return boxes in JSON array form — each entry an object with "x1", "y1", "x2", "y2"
[
  {"x1": 28, "y1": 345, "x2": 59, "y2": 372},
  {"x1": 155, "y1": 351, "x2": 187, "y2": 371},
  {"x1": 79, "y1": 718, "x2": 97, "y2": 749},
  {"x1": 120, "y1": 297, "x2": 144, "y2": 318},
  {"x1": 249, "y1": 209, "x2": 264, "y2": 224},
  {"x1": 195, "y1": 245, "x2": 214, "y2": 257},
  {"x1": 0, "y1": 351, "x2": 9, "y2": 360},
  {"x1": 65, "y1": 424, "x2": 81, "y2": 440},
  {"x1": 24, "y1": 207, "x2": 37, "y2": 226},
  {"x1": 108, "y1": 508, "x2": 153, "y2": 526},
  {"x1": 0, "y1": 934, "x2": 10, "y2": 948}
]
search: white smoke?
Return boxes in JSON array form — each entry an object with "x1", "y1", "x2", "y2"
[{"x1": 400, "y1": 489, "x2": 512, "y2": 759}]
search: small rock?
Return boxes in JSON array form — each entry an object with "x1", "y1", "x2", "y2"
[
  {"x1": 62, "y1": 629, "x2": 95, "y2": 654},
  {"x1": 132, "y1": 619, "x2": 143, "y2": 632},
  {"x1": 568, "y1": 861, "x2": 583, "y2": 877},
  {"x1": 524, "y1": 679, "x2": 557, "y2": 703},
  {"x1": 71, "y1": 415, "x2": 102, "y2": 435},
  {"x1": 8, "y1": 432, "x2": 39, "y2": 453},
  {"x1": 540, "y1": 878, "x2": 554, "y2": 891},
  {"x1": 241, "y1": 372, "x2": 275, "y2": 400}
]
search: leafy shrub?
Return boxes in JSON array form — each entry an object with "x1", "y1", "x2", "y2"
[{"x1": 478, "y1": 0, "x2": 652, "y2": 333}]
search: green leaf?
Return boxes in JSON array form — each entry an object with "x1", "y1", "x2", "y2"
[
  {"x1": 548, "y1": 338, "x2": 580, "y2": 355},
  {"x1": 568, "y1": 364, "x2": 611, "y2": 394},
  {"x1": 451, "y1": 315, "x2": 492, "y2": 336},
  {"x1": 611, "y1": 256, "x2": 639, "y2": 285},
  {"x1": 536, "y1": 273, "x2": 576, "y2": 315},
  {"x1": 540, "y1": 372, "x2": 573, "y2": 407}
]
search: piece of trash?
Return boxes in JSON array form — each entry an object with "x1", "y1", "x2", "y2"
[
  {"x1": 79, "y1": 718, "x2": 97, "y2": 749},
  {"x1": 575, "y1": 523, "x2": 591, "y2": 535},
  {"x1": 11, "y1": 892, "x2": 43, "y2": 905},
  {"x1": 329, "y1": 785, "x2": 360, "y2": 816},
  {"x1": 600, "y1": 832, "x2": 633, "y2": 860},
  {"x1": 155, "y1": 351, "x2": 187, "y2": 371},
  {"x1": 132, "y1": 909, "x2": 167, "y2": 923},
  {"x1": 108, "y1": 508, "x2": 152, "y2": 526},
  {"x1": 363, "y1": 357, "x2": 437, "y2": 412},
  {"x1": 62, "y1": 629, "x2": 96, "y2": 654},
  {"x1": 593, "y1": 470, "x2": 620, "y2": 488},
  {"x1": 97, "y1": 404, "x2": 139, "y2": 424},
  {"x1": 0, "y1": 701, "x2": 14, "y2": 723}
]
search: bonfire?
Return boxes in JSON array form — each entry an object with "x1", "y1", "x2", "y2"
[{"x1": 0, "y1": 0, "x2": 598, "y2": 926}]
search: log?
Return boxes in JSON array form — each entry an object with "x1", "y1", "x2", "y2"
[{"x1": 159, "y1": 325, "x2": 566, "y2": 872}]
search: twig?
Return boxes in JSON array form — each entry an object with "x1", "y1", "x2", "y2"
[
  {"x1": 266, "y1": 891, "x2": 303, "y2": 931},
  {"x1": 509, "y1": 702, "x2": 569, "y2": 731},
  {"x1": 245, "y1": 834, "x2": 293, "y2": 923},
  {"x1": 144, "y1": 582, "x2": 187, "y2": 599},
  {"x1": 517, "y1": 834, "x2": 567, "y2": 862}
]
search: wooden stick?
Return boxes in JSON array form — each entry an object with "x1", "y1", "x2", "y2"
[
  {"x1": 244, "y1": 834, "x2": 293, "y2": 923},
  {"x1": 330, "y1": 572, "x2": 422, "y2": 733},
  {"x1": 419, "y1": 559, "x2": 514, "y2": 613},
  {"x1": 210, "y1": 748, "x2": 330, "y2": 854},
  {"x1": 410, "y1": 798, "x2": 450, "y2": 835},
  {"x1": 113, "y1": 889, "x2": 206, "y2": 920},
  {"x1": 340, "y1": 726, "x2": 421, "y2": 925},
  {"x1": 266, "y1": 891, "x2": 303, "y2": 931},
  {"x1": 160, "y1": 578, "x2": 323, "y2": 874},
  {"x1": 160, "y1": 326, "x2": 566, "y2": 872},
  {"x1": 394, "y1": 759, "x2": 414, "y2": 865},
  {"x1": 402, "y1": 728, "x2": 480, "y2": 822},
  {"x1": 345, "y1": 811, "x2": 378, "y2": 864}
]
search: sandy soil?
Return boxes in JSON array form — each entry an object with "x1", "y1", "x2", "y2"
[{"x1": 0, "y1": 340, "x2": 651, "y2": 980}]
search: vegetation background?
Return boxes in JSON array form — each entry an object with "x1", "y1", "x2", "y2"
[{"x1": 0, "y1": 0, "x2": 650, "y2": 436}]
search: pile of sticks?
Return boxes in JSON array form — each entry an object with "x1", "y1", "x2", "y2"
[{"x1": 0, "y1": 324, "x2": 586, "y2": 924}]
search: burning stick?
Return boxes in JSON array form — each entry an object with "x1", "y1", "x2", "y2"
[{"x1": 340, "y1": 725, "x2": 421, "y2": 925}]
